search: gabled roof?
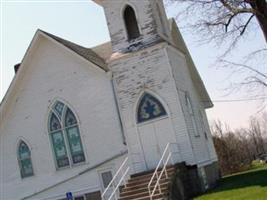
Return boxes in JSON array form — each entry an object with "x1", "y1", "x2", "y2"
[
  {"x1": 0, "y1": 30, "x2": 110, "y2": 117},
  {"x1": 40, "y1": 30, "x2": 108, "y2": 71}
]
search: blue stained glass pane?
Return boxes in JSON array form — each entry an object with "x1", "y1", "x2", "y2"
[
  {"x1": 53, "y1": 101, "x2": 65, "y2": 118},
  {"x1": 137, "y1": 93, "x2": 167, "y2": 123},
  {"x1": 66, "y1": 126, "x2": 85, "y2": 164},
  {"x1": 49, "y1": 113, "x2": 61, "y2": 132},
  {"x1": 65, "y1": 108, "x2": 77, "y2": 127}
]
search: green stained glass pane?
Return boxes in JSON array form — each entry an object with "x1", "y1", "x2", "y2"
[
  {"x1": 65, "y1": 108, "x2": 77, "y2": 127},
  {"x1": 18, "y1": 141, "x2": 34, "y2": 178},
  {"x1": 53, "y1": 101, "x2": 65, "y2": 118},
  {"x1": 66, "y1": 126, "x2": 85, "y2": 164},
  {"x1": 49, "y1": 113, "x2": 61, "y2": 132},
  {"x1": 51, "y1": 131, "x2": 69, "y2": 168},
  {"x1": 19, "y1": 142, "x2": 30, "y2": 159},
  {"x1": 21, "y1": 158, "x2": 33, "y2": 178}
]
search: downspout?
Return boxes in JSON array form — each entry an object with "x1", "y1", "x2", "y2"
[{"x1": 110, "y1": 73, "x2": 126, "y2": 145}]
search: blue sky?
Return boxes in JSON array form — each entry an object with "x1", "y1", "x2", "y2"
[{"x1": 1, "y1": 0, "x2": 266, "y2": 129}]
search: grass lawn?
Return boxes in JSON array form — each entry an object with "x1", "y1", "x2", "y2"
[{"x1": 194, "y1": 162, "x2": 267, "y2": 200}]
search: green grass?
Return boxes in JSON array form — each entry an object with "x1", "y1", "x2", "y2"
[{"x1": 194, "y1": 162, "x2": 267, "y2": 200}]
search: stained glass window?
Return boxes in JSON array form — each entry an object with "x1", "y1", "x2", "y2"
[
  {"x1": 137, "y1": 93, "x2": 167, "y2": 123},
  {"x1": 18, "y1": 141, "x2": 34, "y2": 178},
  {"x1": 48, "y1": 101, "x2": 85, "y2": 169}
]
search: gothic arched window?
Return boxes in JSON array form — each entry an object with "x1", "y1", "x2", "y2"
[
  {"x1": 18, "y1": 141, "x2": 34, "y2": 178},
  {"x1": 137, "y1": 93, "x2": 167, "y2": 123},
  {"x1": 48, "y1": 101, "x2": 85, "y2": 169},
  {"x1": 124, "y1": 5, "x2": 140, "y2": 40}
]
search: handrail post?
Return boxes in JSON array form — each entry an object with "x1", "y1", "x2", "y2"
[
  {"x1": 114, "y1": 191, "x2": 117, "y2": 200},
  {"x1": 169, "y1": 144, "x2": 174, "y2": 165},
  {"x1": 102, "y1": 157, "x2": 129, "y2": 200},
  {"x1": 147, "y1": 143, "x2": 181, "y2": 200},
  {"x1": 164, "y1": 157, "x2": 168, "y2": 179}
]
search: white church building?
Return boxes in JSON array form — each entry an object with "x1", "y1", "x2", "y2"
[{"x1": 0, "y1": 0, "x2": 219, "y2": 199}]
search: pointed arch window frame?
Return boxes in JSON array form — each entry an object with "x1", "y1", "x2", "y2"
[
  {"x1": 122, "y1": 4, "x2": 141, "y2": 41},
  {"x1": 48, "y1": 101, "x2": 85, "y2": 169},
  {"x1": 136, "y1": 92, "x2": 168, "y2": 124},
  {"x1": 185, "y1": 93, "x2": 200, "y2": 137},
  {"x1": 17, "y1": 140, "x2": 34, "y2": 178}
]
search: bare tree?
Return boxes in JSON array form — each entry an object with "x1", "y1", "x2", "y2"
[
  {"x1": 166, "y1": 0, "x2": 267, "y2": 95},
  {"x1": 167, "y1": 0, "x2": 267, "y2": 45},
  {"x1": 210, "y1": 117, "x2": 267, "y2": 175},
  {"x1": 249, "y1": 117, "x2": 266, "y2": 155}
]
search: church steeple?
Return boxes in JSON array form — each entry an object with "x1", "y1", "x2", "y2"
[{"x1": 93, "y1": 0, "x2": 171, "y2": 53}]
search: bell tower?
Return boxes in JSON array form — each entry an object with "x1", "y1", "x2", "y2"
[
  {"x1": 93, "y1": 0, "x2": 171, "y2": 53},
  {"x1": 93, "y1": 0, "x2": 197, "y2": 173}
]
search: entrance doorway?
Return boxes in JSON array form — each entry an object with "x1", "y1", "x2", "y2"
[{"x1": 136, "y1": 92, "x2": 177, "y2": 170}]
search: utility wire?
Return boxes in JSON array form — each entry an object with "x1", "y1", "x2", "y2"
[{"x1": 202, "y1": 96, "x2": 267, "y2": 103}]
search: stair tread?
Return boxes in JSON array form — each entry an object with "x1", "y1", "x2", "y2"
[
  {"x1": 115, "y1": 165, "x2": 176, "y2": 200},
  {"x1": 118, "y1": 192, "x2": 164, "y2": 200},
  {"x1": 120, "y1": 184, "x2": 169, "y2": 197},
  {"x1": 131, "y1": 165, "x2": 175, "y2": 178},
  {"x1": 127, "y1": 171, "x2": 174, "y2": 184},
  {"x1": 122, "y1": 181, "x2": 169, "y2": 192},
  {"x1": 130, "y1": 167, "x2": 175, "y2": 181},
  {"x1": 126, "y1": 179, "x2": 170, "y2": 189}
]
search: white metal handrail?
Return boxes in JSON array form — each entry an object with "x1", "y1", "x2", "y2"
[
  {"x1": 148, "y1": 143, "x2": 180, "y2": 200},
  {"x1": 101, "y1": 157, "x2": 129, "y2": 200},
  {"x1": 108, "y1": 166, "x2": 130, "y2": 200}
]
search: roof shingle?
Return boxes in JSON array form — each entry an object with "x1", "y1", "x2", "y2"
[{"x1": 41, "y1": 30, "x2": 108, "y2": 71}]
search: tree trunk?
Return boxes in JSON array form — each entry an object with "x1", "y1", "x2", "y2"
[{"x1": 250, "y1": 0, "x2": 267, "y2": 43}]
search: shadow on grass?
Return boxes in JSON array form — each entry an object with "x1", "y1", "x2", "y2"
[{"x1": 207, "y1": 167, "x2": 267, "y2": 194}]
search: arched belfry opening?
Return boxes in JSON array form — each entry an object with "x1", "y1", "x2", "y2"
[{"x1": 124, "y1": 5, "x2": 140, "y2": 40}]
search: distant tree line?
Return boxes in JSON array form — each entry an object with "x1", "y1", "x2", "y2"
[{"x1": 211, "y1": 114, "x2": 267, "y2": 175}]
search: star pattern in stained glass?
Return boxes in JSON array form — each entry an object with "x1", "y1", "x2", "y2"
[
  {"x1": 137, "y1": 93, "x2": 167, "y2": 123},
  {"x1": 53, "y1": 101, "x2": 64, "y2": 118},
  {"x1": 50, "y1": 113, "x2": 61, "y2": 132},
  {"x1": 65, "y1": 108, "x2": 77, "y2": 127}
]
